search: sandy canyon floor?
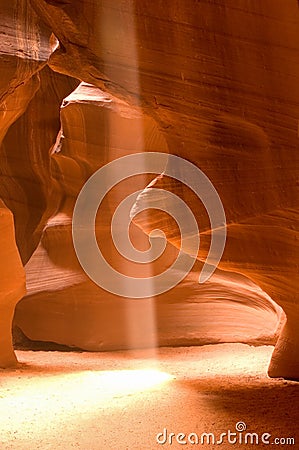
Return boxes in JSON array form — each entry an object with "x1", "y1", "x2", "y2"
[{"x1": 0, "y1": 344, "x2": 298, "y2": 449}]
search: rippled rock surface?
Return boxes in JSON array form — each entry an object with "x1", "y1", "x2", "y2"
[{"x1": 0, "y1": 1, "x2": 297, "y2": 378}]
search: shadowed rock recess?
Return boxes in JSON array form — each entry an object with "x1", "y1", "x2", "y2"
[{"x1": 0, "y1": 1, "x2": 297, "y2": 379}]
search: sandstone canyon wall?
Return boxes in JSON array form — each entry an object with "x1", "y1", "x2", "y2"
[
  {"x1": 0, "y1": 0, "x2": 298, "y2": 380},
  {"x1": 14, "y1": 82, "x2": 281, "y2": 352}
]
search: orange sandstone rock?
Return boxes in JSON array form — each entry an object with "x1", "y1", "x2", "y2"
[
  {"x1": 0, "y1": 0, "x2": 296, "y2": 378},
  {"x1": 15, "y1": 84, "x2": 281, "y2": 352},
  {"x1": 0, "y1": 201, "x2": 25, "y2": 367},
  {"x1": 27, "y1": 0, "x2": 299, "y2": 378}
]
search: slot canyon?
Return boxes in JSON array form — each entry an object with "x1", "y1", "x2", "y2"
[{"x1": 0, "y1": 0, "x2": 298, "y2": 448}]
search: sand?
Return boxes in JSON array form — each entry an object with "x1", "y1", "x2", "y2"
[{"x1": 0, "y1": 344, "x2": 298, "y2": 449}]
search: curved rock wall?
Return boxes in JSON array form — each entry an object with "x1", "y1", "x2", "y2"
[
  {"x1": 0, "y1": 200, "x2": 25, "y2": 367},
  {"x1": 14, "y1": 83, "x2": 281, "y2": 352},
  {"x1": 0, "y1": 0, "x2": 296, "y2": 379}
]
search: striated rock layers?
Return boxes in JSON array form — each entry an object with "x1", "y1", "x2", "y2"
[
  {"x1": 14, "y1": 83, "x2": 281, "y2": 352},
  {"x1": 0, "y1": 0, "x2": 297, "y2": 379},
  {"x1": 0, "y1": 0, "x2": 51, "y2": 367},
  {"x1": 0, "y1": 0, "x2": 77, "y2": 364}
]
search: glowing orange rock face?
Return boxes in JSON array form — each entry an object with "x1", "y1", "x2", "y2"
[
  {"x1": 0, "y1": 1, "x2": 297, "y2": 379},
  {"x1": 28, "y1": 0, "x2": 298, "y2": 378},
  {"x1": 0, "y1": 201, "x2": 25, "y2": 367},
  {"x1": 15, "y1": 83, "x2": 280, "y2": 354}
]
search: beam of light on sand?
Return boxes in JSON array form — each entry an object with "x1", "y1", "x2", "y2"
[
  {"x1": 0, "y1": 369, "x2": 173, "y2": 440},
  {"x1": 97, "y1": 0, "x2": 159, "y2": 351}
]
